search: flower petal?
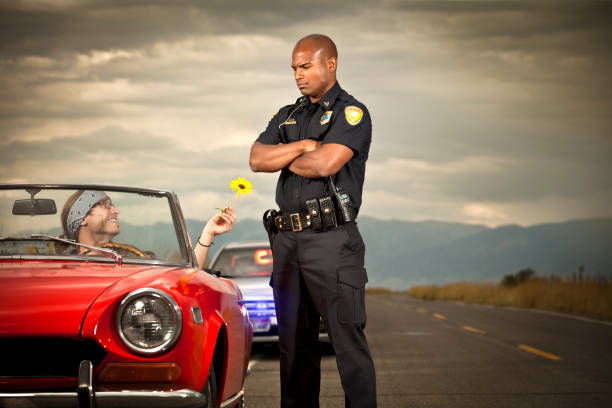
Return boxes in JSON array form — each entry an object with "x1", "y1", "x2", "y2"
[{"x1": 230, "y1": 177, "x2": 253, "y2": 195}]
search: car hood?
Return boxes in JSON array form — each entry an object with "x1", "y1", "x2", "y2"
[
  {"x1": 0, "y1": 261, "x2": 155, "y2": 337},
  {"x1": 230, "y1": 276, "x2": 273, "y2": 299}
]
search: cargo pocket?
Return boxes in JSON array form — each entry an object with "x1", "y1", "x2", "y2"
[{"x1": 337, "y1": 267, "x2": 368, "y2": 325}]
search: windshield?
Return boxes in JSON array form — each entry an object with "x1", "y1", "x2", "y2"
[
  {"x1": 0, "y1": 187, "x2": 188, "y2": 264},
  {"x1": 210, "y1": 246, "x2": 272, "y2": 278}
]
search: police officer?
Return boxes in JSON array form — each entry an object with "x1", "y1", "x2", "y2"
[{"x1": 250, "y1": 34, "x2": 376, "y2": 408}]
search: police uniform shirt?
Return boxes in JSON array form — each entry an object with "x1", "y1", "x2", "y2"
[{"x1": 256, "y1": 82, "x2": 372, "y2": 214}]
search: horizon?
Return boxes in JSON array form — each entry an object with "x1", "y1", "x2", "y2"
[{"x1": 184, "y1": 212, "x2": 612, "y2": 230}]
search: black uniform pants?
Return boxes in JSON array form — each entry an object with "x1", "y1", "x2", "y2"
[{"x1": 271, "y1": 221, "x2": 377, "y2": 408}]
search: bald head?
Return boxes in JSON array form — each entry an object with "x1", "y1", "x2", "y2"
[
  {"x1": 294, "y1": 34, "x2": 338, "y2": 60},
  {"x1": 291, "y1": 34, "x2": 338, "y2": 102}
]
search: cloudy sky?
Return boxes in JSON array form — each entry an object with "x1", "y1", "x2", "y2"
[{"x1": 1, "y1": 0, "x2": 611, "y2": 227}]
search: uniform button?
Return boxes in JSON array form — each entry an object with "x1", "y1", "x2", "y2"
[{"x1": 324, "y1": 208, "x2": 330, "y2": 214}]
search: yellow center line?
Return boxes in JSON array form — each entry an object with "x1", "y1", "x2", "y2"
[
  {"x1": 417, "y1": 308, "x2": 426, "y2": 313},
  {"x1": 462, "y1": 325, "x2": 486, "y2": 334},
  {"x1": 434, "y1": 313, "x2": 447, "y2": 320},
  {"x1": 518, "y1": 344, "x2": 562, "y2": 361}
]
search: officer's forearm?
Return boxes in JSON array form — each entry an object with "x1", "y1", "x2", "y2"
[
  {"x1": 250, "y1": 140, "x2": 318, "y2": 173},
  {"x1": 288, "y1": 143, "x2": 353, "y2": 179},
  {"x1": 288, "y1": 153, "x2": 326, "y2": 178}
]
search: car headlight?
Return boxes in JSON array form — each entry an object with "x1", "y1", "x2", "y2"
[{"x1": 116, "y1": 288, "x2": 182, "y2": 355}]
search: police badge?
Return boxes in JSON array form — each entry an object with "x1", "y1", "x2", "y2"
[{"x1": 320, "y1": 110, "x2": 333, "y2": 125}]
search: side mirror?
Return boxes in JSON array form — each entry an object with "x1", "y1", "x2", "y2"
[
  {"x1": 203, "y1": 268, "x2": 222, "y2": 277},
  {"x1": 12, "y1": 199, "x2": 57, "y2": 215}
]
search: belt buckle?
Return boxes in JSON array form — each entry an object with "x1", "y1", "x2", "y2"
[{"x1": 290, "y1": 213, "x2": 302, "y2": 232}]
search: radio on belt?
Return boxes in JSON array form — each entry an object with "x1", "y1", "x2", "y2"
[{"x1": 328, "y1": 176, "x2": 354, "y2": 225}]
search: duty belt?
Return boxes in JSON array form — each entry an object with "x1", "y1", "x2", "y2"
[
  {"x1": 275, "y1": 212, "x2": 313, "y2": 232},
  {"x1": 275, "y1": 205, "x2": 345, "y2": 232},
  {"x1": 276, "y1": 190, "x2": 355, "y2": 232}
]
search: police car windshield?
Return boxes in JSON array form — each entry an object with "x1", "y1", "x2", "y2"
[{"x1": 211, "y1": 247, "x2": 272, "y2": 278}]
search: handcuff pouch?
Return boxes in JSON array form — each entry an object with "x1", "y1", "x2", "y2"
[
  {"x1": 305, "y1": 199, "x2": 324, "y2": 231},
  {"x1": 318, "y1": 196, "x2": 337, "y2": 230}
]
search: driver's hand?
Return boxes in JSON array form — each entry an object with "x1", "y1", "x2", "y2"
[{"x1": 202, "y1": 207, "x2": 237, "y2": 240}]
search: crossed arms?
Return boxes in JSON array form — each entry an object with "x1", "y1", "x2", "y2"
[{"x1": 249, "y1": 140, "x2": 353, "y2": 178}]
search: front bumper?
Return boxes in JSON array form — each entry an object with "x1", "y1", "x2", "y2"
[{"x1": 0, "y1": 361, "x2": 207, "y2": 408}]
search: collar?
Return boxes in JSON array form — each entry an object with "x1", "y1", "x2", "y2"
[
  {"x1": 315, "y1": 81, "x2": 341, "y2": 109},
  {"x1": 292, "y1": 81, "x2": 342, "y2": 110}
]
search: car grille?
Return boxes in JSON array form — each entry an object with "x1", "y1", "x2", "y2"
[{"x1": 0, "y1": 338, "x2": 107, "y2": 378}]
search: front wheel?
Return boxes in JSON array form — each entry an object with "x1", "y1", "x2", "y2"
[{"x1": 204, "y1": 363, "x2": 218, "y2": 408}]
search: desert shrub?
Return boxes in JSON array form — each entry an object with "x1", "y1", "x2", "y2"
[
  {"x1": 409, "y1": 278, "x2": 612, "y2": 321},
  {"x1": 501, "y1": 267, "x2": 535, "y2": 287}
]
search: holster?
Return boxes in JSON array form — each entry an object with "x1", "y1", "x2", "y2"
[{"x1": 262, "y1": 209, "x2": 279, "y2": 249}]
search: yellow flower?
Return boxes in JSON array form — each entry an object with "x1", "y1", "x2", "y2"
[{"x1": 230, "y1": 177, "x2": 254, "y2": 197}]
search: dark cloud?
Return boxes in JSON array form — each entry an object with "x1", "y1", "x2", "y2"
[
  {"x1": 0, "y1": 0, "x2": 363, "y2": 57},
  {"x1": 442, "y1": 158, "x2": 612, "y2": 202},
  {"x1": 0, "y1": 126, "x2": 248, "y2": 183},
  {"x1": 1, "y1": 1, "x2": 611, "y2": 225}
]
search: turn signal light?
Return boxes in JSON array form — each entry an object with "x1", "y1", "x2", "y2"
[{"x1": 98, "y1": 363, "x2": 181, "y2": 382}]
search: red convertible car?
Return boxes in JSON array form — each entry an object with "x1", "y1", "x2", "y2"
[{"x1": 0, "y1": 184, "x2": 253, "y2": 408}]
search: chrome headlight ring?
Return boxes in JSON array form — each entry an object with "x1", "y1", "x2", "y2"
[{"x1": 116, "y1": 288, "x2": 183, "y2": 355}]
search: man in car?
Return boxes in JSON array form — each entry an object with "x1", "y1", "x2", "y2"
[
  {"x1": 61, "y1": 190, "x2": 119, "y2": 247},
  {"x1": 249, "y1": 34, "x2": 376, "y2": 408},
  {"x1": 61, "y1": 190, "x2": 236, "y2": 268}
]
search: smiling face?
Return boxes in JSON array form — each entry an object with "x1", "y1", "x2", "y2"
[
  {"x1": 292, "y1": 37, "x2": 337, "y2": 103},
  {"x1": 78, "y1": 198, "x2": 120, "y2": 245}
]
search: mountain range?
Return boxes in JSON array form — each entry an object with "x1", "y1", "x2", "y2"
[{"x1": 188, "y1": 216, "x2": 612, "y2": 290}]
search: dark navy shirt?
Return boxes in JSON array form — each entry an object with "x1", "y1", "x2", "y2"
[{"x1": 256, "y1": 82, "x2": 371, "y2": 214}]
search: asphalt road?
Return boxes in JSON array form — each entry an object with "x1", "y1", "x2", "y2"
[{"x1": 243, "y1": 293, "x2": 612, "y2": 407}]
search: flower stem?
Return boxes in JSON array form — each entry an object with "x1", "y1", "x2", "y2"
[{"x1": 216, "y1": 195, "x2": 239, "y2": 214}]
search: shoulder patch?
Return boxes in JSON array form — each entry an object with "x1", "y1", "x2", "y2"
[{"x1": 344, "y1": 106, "x2": 363, "y2": 126}]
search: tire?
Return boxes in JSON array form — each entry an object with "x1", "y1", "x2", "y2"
[{"x1": 204, "y1": 363, "x2": 218, "y2": 408}]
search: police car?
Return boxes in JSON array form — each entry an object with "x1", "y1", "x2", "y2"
[{"x1": 208, "y1": 241, "x2": 327, "y2": 343}]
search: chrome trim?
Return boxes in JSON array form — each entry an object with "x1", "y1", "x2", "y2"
[
  {"x1": 0, "y1": 389, "x2": 206, "y2": 408},
  {"x1": 0, "y1": 255, "x2": 189, "y2": 267},
  {"x1": 252, "y1": 332, "x2": 329, "y2": 343},
  {"x1": 77, "y1": 360, "x2": 94, "y2": 408},
  {"x1": 220, "y1": 389, "x2": 244, "y2": 408},
  {"x1": 0, "y1": 183, "x2": 170, "y2": 196},
  {"x1": 116, "y1": 288, "x2": 183, "y2": 355},
  {"x1": 252, "y1": 335, "x2": 279, "y2": 342},
  {"x1": 169, "y1": 191, "x2": 196, "y2": 268},
  {"x1": 191, "y1": 306, "x2": 203, "y2": 324}
]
